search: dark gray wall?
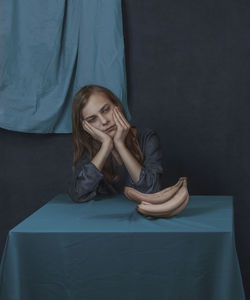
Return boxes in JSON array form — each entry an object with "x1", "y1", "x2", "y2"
[
  {"x1": 1, "y1": 0, "x2": 249, "y2": 298},
  {"x1": 122, "y1": 1, "x2": 250, "y2": 298}
]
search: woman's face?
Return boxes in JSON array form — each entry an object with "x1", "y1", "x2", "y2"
[{"x1": 81, "y1": 92, "x2": 117, "y2": 136}]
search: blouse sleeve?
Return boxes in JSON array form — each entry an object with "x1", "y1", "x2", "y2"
[
  {"x1": 68, "y1": 155, "x2": 104, "y2": 203},
  {"x1": 125, "y1": 128, "x2": 164, "y2": 193}
]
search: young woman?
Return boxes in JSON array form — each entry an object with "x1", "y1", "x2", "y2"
[{"x1": 68, "y1": 84, "x2": 164, "y2": 203}]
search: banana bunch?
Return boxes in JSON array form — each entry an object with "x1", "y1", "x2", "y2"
[{"x1": 123, "y1": 177, "x2": 189, "y2": 218}]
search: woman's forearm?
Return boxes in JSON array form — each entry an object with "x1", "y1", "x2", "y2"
[
  {"x1": 91, "y1": 141, "x2": 113, "y2": 172},
  {"x1": 115, "y1": 142, "x2": 142, "y2": 183}
]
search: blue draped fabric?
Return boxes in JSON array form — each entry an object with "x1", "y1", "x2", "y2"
[{"x1": 0, "y1": 0, "x2": 130, "y2": 133}]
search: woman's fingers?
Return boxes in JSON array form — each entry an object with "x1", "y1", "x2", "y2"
[
  {"x1": 85, "y1": 121, "x2": 98, "y2": 133},
  {"x1": 83, "y1": 120, "x2": 94, "y2": 135},
  {"x1": 84, "y1": 120, "x2": 108, "y2": 137},
  {"x1": 113, "y1": 107, "x2": 123, "y2": 128},
  {"x1": 114, "y1": 107, "x2": 129, "y2": 129},
  {"x1": 115, "y1": 107, "x2": 130, "y2": 129}
]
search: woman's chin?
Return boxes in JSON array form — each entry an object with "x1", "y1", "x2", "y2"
[
  {"x1": 106, "y1": 126, "x2": 116, "y2": 135},
  {"x1": 107, "y1": 129, "x2": 116, "y2": 136}
]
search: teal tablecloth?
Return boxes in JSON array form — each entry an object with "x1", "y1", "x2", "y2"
[{"x1": 0, "y1": 194, "x2": 246, "y2": 300}]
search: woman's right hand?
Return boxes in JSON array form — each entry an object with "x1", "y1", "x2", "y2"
[{"x1": 82, "y1": 120, "x2": 113, "y2": 147}]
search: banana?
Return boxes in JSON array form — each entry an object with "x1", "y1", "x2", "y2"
[
  {"x1": 136, "y1": 194, "x2": 189, "y2": 218},
  {"x1": 136, "y1": 179, "x2": 188, "y2": 216},
  {"x1": 123, "y1": 177, "x2": 187, "y2": 204},
  {"x1": 124, "y1": 177, "x2": 183, "y2": 203},
  {"x1": 161, "y1": 194, "x2": 189, "y2": 217}
]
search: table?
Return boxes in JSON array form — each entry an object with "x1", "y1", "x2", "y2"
[{"x1": 0, "y1": 194, "x2": 246, "y2": 300}]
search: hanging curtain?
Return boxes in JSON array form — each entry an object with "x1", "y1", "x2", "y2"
[{"x1": 0, "y1": 0, "x2": 130, "y2": 133}]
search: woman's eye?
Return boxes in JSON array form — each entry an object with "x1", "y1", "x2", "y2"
[
  {"x1": 88, "y1": 118, "x2": 95, "y2": 122},
  {"x1": 104, "y1": 107, "x2": 110, "y2": 112}
]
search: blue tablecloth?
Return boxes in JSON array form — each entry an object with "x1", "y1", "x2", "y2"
[{"x1": 0, "y1": 194, "x2": 246, "y2": 300}]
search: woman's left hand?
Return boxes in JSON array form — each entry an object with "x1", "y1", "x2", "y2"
[{"x1": 112, "y1": 106, "x2": 131, "y2": 146}]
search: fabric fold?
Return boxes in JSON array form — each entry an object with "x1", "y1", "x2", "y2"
[{"x1": 0, "y1": 0, "x2": 129, "y2": 133}]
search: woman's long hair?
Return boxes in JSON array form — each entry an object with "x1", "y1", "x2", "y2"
[{"x1": 71, "y1": 84, "x2": 144, "y2": 184}]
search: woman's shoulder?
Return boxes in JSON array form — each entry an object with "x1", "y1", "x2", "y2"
[
  {"x1": 131, "y1": 126, "x2": 160, "y2": 151},
  {"x1": 132, "y1": 125, "x2": 158, "y2": 138}
]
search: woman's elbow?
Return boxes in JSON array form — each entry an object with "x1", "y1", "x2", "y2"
[
  {"x1": 68, "y1": 185, "x2": 96, "y2": 203},
  {"x1": 142, "y1": 173, "x2": 162, "y2": 194}
]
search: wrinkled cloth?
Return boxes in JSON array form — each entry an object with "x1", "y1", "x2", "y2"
[
  {"x1": 68, "y1": 127, "x2": 164, "y2": 203},
  {"x1": 0, "y1": 0, "x2": 129, "y2": 133}
]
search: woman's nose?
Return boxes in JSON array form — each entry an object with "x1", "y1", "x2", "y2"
[{"x1": 99, "y1": 114, "x2": 108, "y2": 124}]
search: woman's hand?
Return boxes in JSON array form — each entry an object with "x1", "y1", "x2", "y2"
[
  {"x1": 112, "y1": 106, "x2": 131, "y2": 146},
  {"x1": 82, "y1": 120, "x2": 113, "y2": 147}
]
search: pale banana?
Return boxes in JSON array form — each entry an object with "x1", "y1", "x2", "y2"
[
  {"x1": 136, "y1": 179, "x2": 189, "y2": 217},
  {"x1": 136, "y1": 194, "x2": 189, "y2": 218},
  {"x1": 161, "y1": 194, "x2": 189, "y2": 217},
  {"x1": 123, "y1": 177, "x2": 186, "y2": 204}
]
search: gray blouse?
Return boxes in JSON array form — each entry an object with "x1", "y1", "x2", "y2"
[{"x1": 68, "y1": 127, "x2": 164, "y2": 203}]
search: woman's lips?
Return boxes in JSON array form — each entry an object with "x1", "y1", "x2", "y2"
[{"x1": 106, "y1": 125, "x2": 116, "y2": 132}]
